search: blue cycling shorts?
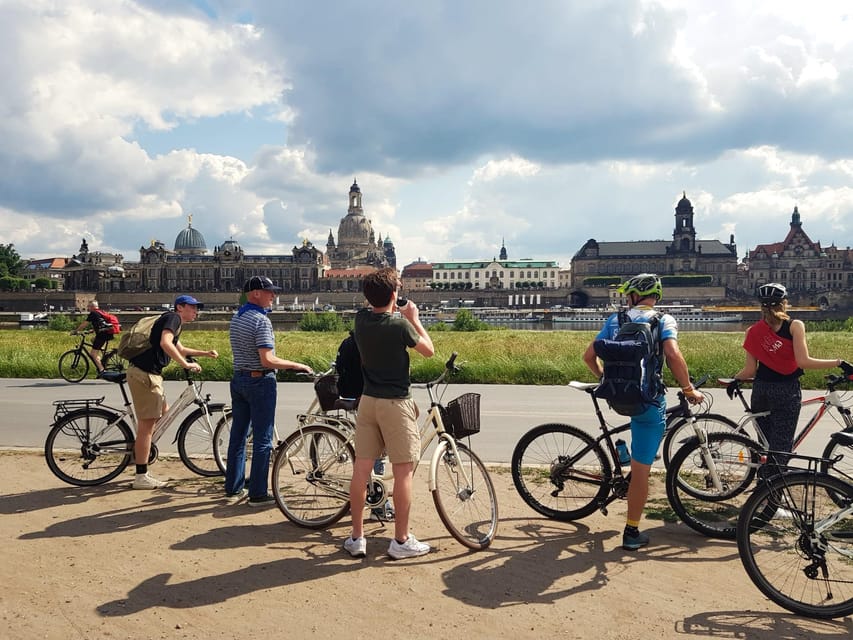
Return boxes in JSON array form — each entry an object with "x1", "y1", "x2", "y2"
[{"x1": 629, "y1": 397, "x2": 667, "y2": 465}]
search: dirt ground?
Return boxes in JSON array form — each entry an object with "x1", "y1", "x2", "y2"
[{"x1": 2, "y1": 450, "x2": 852, "y2": 640}]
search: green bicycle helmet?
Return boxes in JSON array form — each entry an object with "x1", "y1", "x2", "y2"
[{"x1": 618, "y1": 273, "x2": 663, "y2": 300}]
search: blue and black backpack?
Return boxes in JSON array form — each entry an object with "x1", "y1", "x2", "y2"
[{"x1": 593, "y1": 310, "x2": 665, "y2": 416}]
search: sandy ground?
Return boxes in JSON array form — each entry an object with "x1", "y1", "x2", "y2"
[{"x1": 2, "y1": 450, "x2": 852, "y2": 640}]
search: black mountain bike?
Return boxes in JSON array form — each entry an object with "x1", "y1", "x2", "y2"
[
  {"x1": 736, "y1": 445, "x2": 853, "y2": 619},
  {"x1": 58, "y1": 330, "x2": 125, "y2": 383}
]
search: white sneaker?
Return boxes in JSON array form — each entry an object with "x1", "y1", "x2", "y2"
[
  {"x1": 388, "y1": 534, "x2": 430, "y2": 559},
  {"x1": 132, "y1": 473, "x2": 166, "y2": 490},
  {"x1": 343, "y1": 536, "x2": 367, "y2": 558}
]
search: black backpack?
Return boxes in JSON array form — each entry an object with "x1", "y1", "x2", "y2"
[
  {"x1": 593, "y1": 310, "x2": 665, "y2": 416},
  {"x1": 335, "y1": 331, "x2": 363, "y2": 399}
]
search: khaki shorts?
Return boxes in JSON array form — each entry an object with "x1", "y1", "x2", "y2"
[
  {"x1": 126, "y1": 365, "x2": 166, "y2": 420},
  {"x1": 354, "y1": 395, "x2": 420, "y2": 464}
]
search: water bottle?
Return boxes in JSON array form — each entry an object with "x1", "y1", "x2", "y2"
[{"x1": 615, "y1": 439, "x2": 631, "y2": 466}]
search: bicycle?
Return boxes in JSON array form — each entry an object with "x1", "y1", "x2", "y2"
[
  {"x1": 510, "y1": 377, "x2": 726, "y2": 521},
  {"x1": 665, "y1": 370, "x2": 853, "y2": 539},
  {"x1": 210, "y1": 366, "x2": 348, "y2": 477},
  {"x1": 44, "y1": 361, "x2": 231, "y2": 485},
  {"x1": 270, "y1": 353, "x2": 499, "y2": 550},
  {"x1": 58, "y1": 330, "x2": 126, "y2": 383},
  {"x1": 736, "y1": 448, "x2": 853, "y2": 619}
]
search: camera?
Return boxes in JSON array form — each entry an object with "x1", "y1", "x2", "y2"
[{"x1": 397, "y1": 297, "x2": 408, "y2": 308}]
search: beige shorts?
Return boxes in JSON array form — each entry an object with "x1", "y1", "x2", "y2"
[
  {"x1": 354, "y1": 395, "x2": 421, "y2": 464},
  {"x1": 126, "y1": 365, "x2": 166, "y2": 420}
]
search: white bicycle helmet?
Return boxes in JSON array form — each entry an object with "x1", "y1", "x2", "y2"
[{"x1": 757, "y1": 282, "x2": 787, "y2": 305}]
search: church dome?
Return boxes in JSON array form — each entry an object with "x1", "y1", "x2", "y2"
[
  {"x1": 174, "y1": 219, "x2": 207, "y2": 254},
  {"x1": 338, "y1": 212, "x2": 372, "y2": 246}
]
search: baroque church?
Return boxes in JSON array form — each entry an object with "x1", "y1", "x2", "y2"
[{"x1": 326, "y1": 180, "x2": 396, "y2": 269}]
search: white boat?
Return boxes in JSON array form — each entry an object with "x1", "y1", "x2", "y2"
[
  {"x1": 551, "y1": 305, "x2": 741, "y2": 324},
  {"x1": 19, "y1": 312, "x2": 49, "y2": 325}
]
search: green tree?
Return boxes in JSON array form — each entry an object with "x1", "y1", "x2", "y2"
[
  {"x1": 0, "y1": 244, "x2": 24, "y2": 277},
  {"x1": 34, "y1": 277, "x2": 51, "y2": 290},
  {"x1": 452, "y1": 308, "x2": 490, "y2": 331}
]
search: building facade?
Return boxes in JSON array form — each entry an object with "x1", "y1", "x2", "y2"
[
  {"x1": 743, "y1": 207, "x2": 853, "y2": 298},
  {"x1": 570, "y1": 193, "x2": 739, "y2": 291},
  {"x1": 61, "y1": 182, "x2": 396, "y2": 294}
]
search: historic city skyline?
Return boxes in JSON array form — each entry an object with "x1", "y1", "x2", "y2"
[{"x1": 2, "y1": 1, "x2": 852, "y2": 270}]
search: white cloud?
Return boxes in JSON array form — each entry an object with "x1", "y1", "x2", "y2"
[{"x1": 0, "y1": 0, "x2": 851, "y2": 277}]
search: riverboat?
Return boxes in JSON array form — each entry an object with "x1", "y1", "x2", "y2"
[{"x1": 551, "y1": 305, "x2": 742, "y2": 324}]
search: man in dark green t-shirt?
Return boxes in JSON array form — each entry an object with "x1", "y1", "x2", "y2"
[{"x1": 343, "y1": 267, "x2": 435, "y2": 560}]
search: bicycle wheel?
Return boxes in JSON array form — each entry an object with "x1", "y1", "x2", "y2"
[
  {"x1": 58, "y1": 349, "x2": 89, "y2": 383},
  {"x1": 820, "y1": 432, "x2": 853, "y2": 489},
  {"x1": 511, "y1": 423, "x2": 611, "y2": 521},
  {"x1": 737, "y1": 471, "x2": 853, "y2": 619},
  {"x1": 666, "y1": 431, "x2": 761, "y2": 539},
  {"x1": 177, "y1": 404, "x2": 231, "y2": 477},
  {"x1": 272, "y1": 425, "x2": 353, "y2": 528},
  {"x1": 661, "y1": 413, "x2": 740, "y2": 468},
  {"x1": 431, "y1": 439, "x2": 498, "y2": 549},
  {"x1": 102, "y1": 349, "x2": 127, "y2": 373},
  {"x1": 44, "y1": 408, "x2": 134, "y2": 486}
]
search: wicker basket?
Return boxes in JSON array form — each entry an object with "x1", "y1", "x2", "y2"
[
  {"x1": 444, "y1": 392, "x2": 481, "y2": 438},
  {"x1": 313, "y1": 374, "x2": 339, "y2": 412}
]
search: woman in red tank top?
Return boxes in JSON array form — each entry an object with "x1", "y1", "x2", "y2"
[{"x1": 731, "y1": 283, "x2": 845, "y2": 461}]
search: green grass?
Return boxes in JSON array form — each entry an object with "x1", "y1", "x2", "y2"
[{"x1": 1, "y1": 328, "x2": 850, "y2": 389}]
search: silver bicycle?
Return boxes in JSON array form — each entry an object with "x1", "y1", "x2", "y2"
[
  {"x1": 270, "y1": 353, "x2": 499, "y2": 550},
  {"x1": 45, "y1": 363, "x2": 230, "y2": 485}
]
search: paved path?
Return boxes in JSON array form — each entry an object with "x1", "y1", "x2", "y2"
[{"x1": 0, "y1": 377, "x2": 838, "y2": 463}]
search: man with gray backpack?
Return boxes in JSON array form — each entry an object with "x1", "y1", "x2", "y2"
[{"x1": 582, "y1": 273, "x2": 704, "y2": 550}]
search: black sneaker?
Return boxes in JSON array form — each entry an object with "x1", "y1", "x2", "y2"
[{"x1": 247, "y1": 494, "x2": 275, "y2": 507}]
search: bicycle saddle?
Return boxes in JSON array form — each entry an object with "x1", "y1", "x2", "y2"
[
  {"x1": 334, "y1": 397, "x2": 359, "y2": 412},
  {"x1": 99, "y1": 370, "x2": 127, "y2": 384}
]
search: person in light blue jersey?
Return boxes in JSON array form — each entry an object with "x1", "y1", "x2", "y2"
[{"x1": 582, "y1": 274, "x2": 704, "y2": 550}]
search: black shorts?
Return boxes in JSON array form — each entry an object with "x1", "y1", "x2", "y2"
[{"x1": 92, "y1": 332, "x2": 113, "y2": 350}]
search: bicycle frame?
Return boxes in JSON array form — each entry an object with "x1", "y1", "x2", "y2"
[
  {"x1": 52, "y1": 370, "x2": 218, "y2": 450},
  {"x1": 720, "y1": 374, "x2": 853, "y2": 455},
  {"x1": 287, "y1": 356, "x2": 476, "y2": 503}
]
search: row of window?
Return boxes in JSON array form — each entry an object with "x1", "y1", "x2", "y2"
[{"x1": 435, "y1": 270, "x2": 557, "y2": 280}]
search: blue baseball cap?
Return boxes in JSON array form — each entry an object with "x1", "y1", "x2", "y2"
[{"x1": 175, "y1": 294, "x2": 204, "y2": 309}]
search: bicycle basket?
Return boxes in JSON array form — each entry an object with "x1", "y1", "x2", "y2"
[
  {"x1": 445, "y1": 393, "x2": 481, "y2": 438},
  {"x1": 313, "y1": 374, "x2": 339, "y2": 412}
]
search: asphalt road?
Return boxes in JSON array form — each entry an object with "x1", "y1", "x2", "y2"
[{"x1": 0, "y1": 377, "x2": 839, "y2": 464}]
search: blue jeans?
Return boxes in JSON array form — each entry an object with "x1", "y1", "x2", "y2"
[{"x1": 225, "y1": 372, "x2": 277, "y2": 498}]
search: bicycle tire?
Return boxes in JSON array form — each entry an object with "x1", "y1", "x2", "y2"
[
  {"x1": 44, "y1": 408, "x2": 134, "y2": 486},
  {"x1": 431, "y1": 440, "x2": 498, "y2": 549},
  {"x1": 819, "y1": 431, "x2": 853, "y2": 490},
  {"x1": 736, "y1": 471, "x2": 853, "y2": 619},
  {"x1": 661, "y1": 412, "x2": 741, "y2": 468},
  {"x1": 102, "y1": 349, "x2": 127, "y2": 373},
  {"x1": 58, "y1": 349, "x2": 89, "y2": 383},
  {"x1": 271, "y1": 425, "x2": 353, "y2": 528},
  {"x1": 177, "y1": 404, "x2": 231, "y2": 477},
  {"x1": 665, "y1": 431, "x2": 761, "y2": 539},
  {"x1": 511, "y1": 423, "x2": 611, "y2": 521}
]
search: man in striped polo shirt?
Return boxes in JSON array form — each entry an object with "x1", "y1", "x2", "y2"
[{"x1": 224, "y1": 275, "x2": 312, "y2": 506}]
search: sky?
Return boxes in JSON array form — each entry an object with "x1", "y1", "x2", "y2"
[{"x1": 2, "y1": 0, "x2": 853, "y2": 271}]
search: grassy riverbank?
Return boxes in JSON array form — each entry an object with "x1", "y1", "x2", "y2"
[{"x1": 1, "y1": 329, "x2": 850, "y2": 388}]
